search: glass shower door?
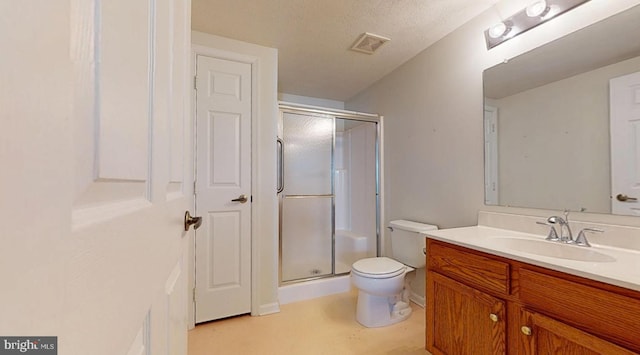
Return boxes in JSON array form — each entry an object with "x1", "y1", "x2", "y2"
[{"x1": 280, "y1": 112, "x2": 334, "y2": 282}]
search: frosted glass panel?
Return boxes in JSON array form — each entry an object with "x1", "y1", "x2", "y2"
[
  {"x1": 281, "y1": 197, "x2": 332, "y2": 282},
  {"x1": 283, "y1": 112, "x2": 333, "y2": 195}
]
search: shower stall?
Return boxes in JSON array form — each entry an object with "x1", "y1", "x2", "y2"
[{"x1": 278, "y1": 104, "x2": 381, "y2": 284}]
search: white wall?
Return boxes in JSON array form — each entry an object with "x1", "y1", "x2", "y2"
[
  {"x1": 346, "y1": 1, "x2": 640, "y2": 236},
  {"x1": 191, "y1": 31, "x2": 280, "y2": 315},
  {"x1": 279, "y1": 93, "x2": 345, "y2": 110}
]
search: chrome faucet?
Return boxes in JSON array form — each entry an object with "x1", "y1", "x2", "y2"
[
  {"x1": 538, "y1": 211, "x2": 605, "y2": 247},
  {"x1": 547, "y1": 212, "x2": 573, "y2": 243},
  {"x1": 574, "y1": 227, "x2": 604, "y2": 247}
]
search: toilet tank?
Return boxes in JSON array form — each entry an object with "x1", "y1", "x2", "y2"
[{"x1": 389, "y1": 220, "x2": 438, "y2": 268}]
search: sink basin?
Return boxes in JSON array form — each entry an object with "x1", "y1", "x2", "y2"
[{"x1": 490, "y1": 237, "x2": 616, "y2": 262}]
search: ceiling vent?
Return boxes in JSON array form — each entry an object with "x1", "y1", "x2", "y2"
[{"x1": 350, "y1": 32, "x2": 390, "y2": 55}]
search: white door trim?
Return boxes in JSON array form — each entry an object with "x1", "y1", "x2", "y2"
[
  {"x1": 189, "y1": 42, "x2": 279, "y2": 327},
  {"x1": 484, "y1": 105, "x2": 499, "y2": 205}
]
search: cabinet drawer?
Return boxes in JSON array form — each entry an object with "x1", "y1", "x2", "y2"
[
  {"x1": 520, "y1": 268, "x2": 640, "y2": 353},
  {"x1": 428, "y1": 240, "x2": 510, "y2": 296}
]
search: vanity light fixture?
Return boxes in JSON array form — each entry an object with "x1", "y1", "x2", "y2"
[{"x1": 485, "y1": 0, "x2": 590, "y2": 49}]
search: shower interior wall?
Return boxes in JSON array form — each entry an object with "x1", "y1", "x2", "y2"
[{"x1": 334, "y1": 119, "x2": 378, "y2": 274}]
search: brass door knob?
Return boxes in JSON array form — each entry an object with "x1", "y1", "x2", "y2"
[
  {"x1": 616, "y1": 194, "x2": 638, "y2": 202},
  {"x1": 489, "y1": 313, "x2": 498, "y2": 322},
  {"x1": 184, "y1": 211, "x2": 202, "y2": 231},
  {"x1": 521, "y1": 326, "x2": 532, "y2": 336}
]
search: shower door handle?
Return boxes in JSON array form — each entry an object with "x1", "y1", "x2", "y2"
[{"x1": 277, "y1": 138, "x2": 284, "y2": 193}]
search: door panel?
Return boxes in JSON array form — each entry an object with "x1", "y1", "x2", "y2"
[
  {"x1": 208, "y1": 211, "x2": 241, "y2": 287},
  {"x1": 195, "y1": 55, "x2": 252, "y2": 322},
  {"x1": 99, "y1": 0, "x2": 150, "y2": 181},
  {"x1": 610, "y1": 71, "x2": 640, "y2": 216},
  {"x1": 1, "y1": 1, "x2": 192, "y2": 354},
  {"x1": 209, "y1": 112, "x2": 242, "y2": 186}
]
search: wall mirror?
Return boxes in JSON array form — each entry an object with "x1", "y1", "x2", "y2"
[{"x1": 483, "y1": 4, "x2": 640, "y2": 216}]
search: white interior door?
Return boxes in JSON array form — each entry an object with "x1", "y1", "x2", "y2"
[
  {"x1": 610, "y1": 71, "x2": 640, "y2": 216},
  {"x1": 195, "y1": 55, "x2": 252, "y2": 322},
  {"x1": 1, "y1": 1, "x2": 192, "y2": 354}
]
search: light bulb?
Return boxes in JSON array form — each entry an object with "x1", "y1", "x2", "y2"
[
  {"x1": 526, "y1": 1, "x2": 549, "y2": 17},
  {"x1": 488, "y1": 22, "x2": 508, "y2": 39}
]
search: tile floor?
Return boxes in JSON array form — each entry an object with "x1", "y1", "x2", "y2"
[{"x1": 188, "y1": 290, "x2": 431, "y2": 355}]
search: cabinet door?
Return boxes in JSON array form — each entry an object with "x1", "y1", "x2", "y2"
[
  {"x1": 520, "y1": 310, "x2": 638, "y2": 355},
  {"x1": 427, "y1": 272, "x2": 506, "y2": 355}
]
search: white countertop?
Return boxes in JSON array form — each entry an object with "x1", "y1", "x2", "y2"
[{"x1": 423, "y1": 226, "x2": 640, "y2": 292}]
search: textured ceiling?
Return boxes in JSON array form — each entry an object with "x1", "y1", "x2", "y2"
[{"x1": 192, "y1": 0, "x2": 502, "y2": 101}]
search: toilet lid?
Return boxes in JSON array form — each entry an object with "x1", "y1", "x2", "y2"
[{"x1": 352, "y1": 257, "x2": 405, "y2": 278}]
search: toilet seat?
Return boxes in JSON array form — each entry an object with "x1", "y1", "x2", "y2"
[{"x1": 352, "y1": 257, "x2": 406, "y2": 279}]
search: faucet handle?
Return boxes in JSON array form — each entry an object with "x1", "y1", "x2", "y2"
[
  {"x1": 536, "y1": 221, "x2": 559, "y2": 241},
  {"x1": 574, "y1": 228, "x2": 604, "y2": 247}
]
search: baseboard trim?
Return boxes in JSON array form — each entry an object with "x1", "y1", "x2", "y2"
[
  {"x1": 410, "y1": 291, "x2": 425, "y2": 308},
  {"x1": 256, "y1": 302, "x2": 281, "y2": 316}
]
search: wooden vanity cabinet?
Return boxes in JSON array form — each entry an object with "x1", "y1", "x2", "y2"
[
  {"x1": 425, "y1": 239, "x2": 640, "y2": 355},
  {"x1": 520, "y1": 310, "x2": 636, "y2": 355},
  {"x1": 430, "y1": 272, "x2": 506, "y2": 354}
]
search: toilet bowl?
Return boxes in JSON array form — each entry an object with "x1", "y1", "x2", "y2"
[
  {"x1": 351, "y1": 220, "x2": 437, "y2": 328},
  {"x1": 351, "y1": 257, "x2": 414, "y2": 327}
]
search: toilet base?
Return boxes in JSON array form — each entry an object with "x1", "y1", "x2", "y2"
[{"x1": 355, "y1": 291, "x2": 412, "y2": 328}]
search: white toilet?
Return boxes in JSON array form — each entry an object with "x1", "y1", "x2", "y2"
[{"x1": 351, "y1": 220, "x2": 437, "y2": 327}]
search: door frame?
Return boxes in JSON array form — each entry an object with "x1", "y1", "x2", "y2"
[
  {"x1": 189, "y1": 38, "x2": 280, "y2": 328},
  {"x1": 484, "y1": 104, "x2": 499, "y2": 205}
]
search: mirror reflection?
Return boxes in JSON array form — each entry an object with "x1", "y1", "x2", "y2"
[{"x1": 483, "y1": 5, "x2": 640, "y2": 216}]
